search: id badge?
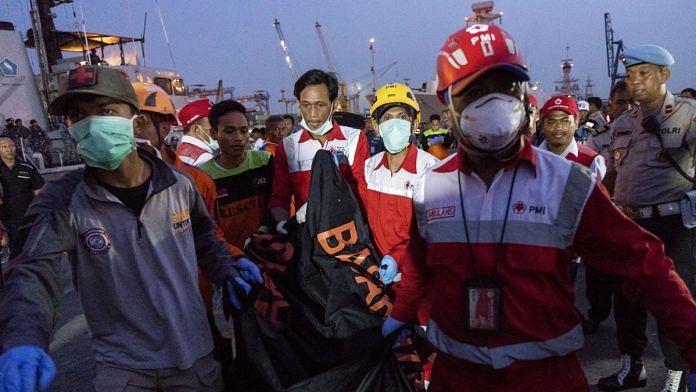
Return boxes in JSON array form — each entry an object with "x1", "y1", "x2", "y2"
[{"x1": 464, "y1": 278, "x2": 503, "y2": 334}]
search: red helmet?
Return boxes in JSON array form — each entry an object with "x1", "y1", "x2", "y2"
[
  {"x1": 436, "y1": 24, "x2": 529, "y2": 105},
  {"x1": 178, "y1": 99, "x2": 213, "y2": 129}
]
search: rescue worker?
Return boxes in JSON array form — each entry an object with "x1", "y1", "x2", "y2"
[
  {"x1": 200, "y1": 100, "x2": 274, "y2": 249},
  {"x1": 0, "y1": 66, "x2": 262, "y2": 391},
  {"x1": 132, "y1": 83, "x2": 257, "y2": 389},
  {"x1": 270, "y1": 69, "x2": 369, "y2": 230},
  {"x1": 420, "y1": 114, "x2": 453, "y2": 159},
  {"x1": 536, "y1": 96, "x2": 648, "y2": 390},
  {"x1": 605, "y1": 44, "x2": 696, "y2": 392},
  {"x1": 380, "y1": 24, "x2": 696, "y2": 392},
  {"x1": 539, "y1": 96, "x2": 606, "y2": 178},
  {"x1": 366, "y1": 83, "x2": 438, "y2": 388},
  {"x1": 176, "y1": 98, "x2": 217, "y2": 166},
  {"x1": 365, "y1": 83, "x2": 438, "y2": 321}
]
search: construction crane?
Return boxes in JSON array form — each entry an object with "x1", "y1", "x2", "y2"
[
  {"x1": 315, "y1": 21, "x2": 352, "y2": 112},
  {"x1": 604, "y1": 13, "x2": 625, "y2": 89},
  {"x1": 188, "y1": 81, "x2": 235, "y2": 102},
  {"x1": 273, "y1": 18, "x2": 299, "y2": 81},
  {"x1": 315, "y1": 22, "x2": 337, "y2": 74},
  {"x1": 349, "y1": 61, "x2": 399, "y2": 112}
]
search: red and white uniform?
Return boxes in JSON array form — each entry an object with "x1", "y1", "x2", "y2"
[
  {"x1": 539, "y1": 139, "x2": 606, "y2": 179},
  {"x1": 270, "y1": 120, "x2": 369, "y2": 211},
  {"x1": 363, "y1": 144, "x2": 438, "y2": 322},
  {"x1": 414, "y1": 142, "x2": 696, "y2": 391},
  {"x1": 175, "y1": 135, "x2": 214, "y2": 166}
]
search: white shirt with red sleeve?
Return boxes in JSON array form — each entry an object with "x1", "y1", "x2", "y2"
[
  {"x1": 539, "y1": 139, "x2": 606, "y2": 179},
  {"x1": 364, "y1": 144, "x2": 438, "y2": 322},
  {"x1": 175, "y1": 135, "x2": 214, "y2": 167},
  {"x1": 270, "y1": 120, "x2": 369, "y2": 212}
]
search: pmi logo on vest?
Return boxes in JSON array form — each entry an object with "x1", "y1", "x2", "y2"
[{"x1": 512, "y1": 201, "x2": 546, "y2": 215}]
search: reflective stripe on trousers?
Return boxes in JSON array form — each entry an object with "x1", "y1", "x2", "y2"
[{"x1": 427, "y1": 320, "x2": 584, "y2": 369}]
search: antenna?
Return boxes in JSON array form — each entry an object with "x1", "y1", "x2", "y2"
[
  {"x1": 140, "y1": 13, "x2": 148, "y2": 66},
  {"x1": 154, "y1": 0, "x2": 177, "y2": 69}
]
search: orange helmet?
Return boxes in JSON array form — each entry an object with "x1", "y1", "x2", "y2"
[
  {"x1": 436, "y1": 24, "x2": 528, "y2": 105},
  {"x1": 131, "y1": 82, "x2": 177, "y2": 122}
]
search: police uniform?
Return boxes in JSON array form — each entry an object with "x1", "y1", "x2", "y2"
[
  {"x1": 608, "y1": 45, "x2": 696, "y2": 374},
  {"x1": 0, "y1": 159, "x2": 44, "y2": 259},
  {"x1": 588, "y1": 125, "x2": 614, "y2": 164}
]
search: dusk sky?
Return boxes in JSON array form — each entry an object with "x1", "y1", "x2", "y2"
[{"x1": 4, "y1": 0, "x2": 696, "y2": 113}]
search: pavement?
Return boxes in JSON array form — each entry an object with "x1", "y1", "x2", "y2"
[{"x1": 11, "y1": 258, "x2": 671, "y2": 391}]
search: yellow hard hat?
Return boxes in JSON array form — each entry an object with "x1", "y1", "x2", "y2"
[
  {"x1": 370, "y1": 83, "x2": 421, "y2": 125},
  {"x1": 131, "y1": 82, "x2": 177, "y2": 121}
]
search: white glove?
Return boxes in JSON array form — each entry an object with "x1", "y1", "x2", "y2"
[{"x1": 296, "y1": 203, "x2": 308, "y2": 224}]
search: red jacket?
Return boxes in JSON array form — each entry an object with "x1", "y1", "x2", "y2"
[
  {"x1": 363, "y1": 144, "x2": 438, "y2": 322},
  {"x1": 413, "y1": 141, "x2": 696, "y2": 387},
  {"x1": 270, "y1": 121, "x2": 369, "y2": 212}
]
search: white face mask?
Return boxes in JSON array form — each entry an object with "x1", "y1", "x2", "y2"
[
  {"x1": 135, "y1": 137, "x2": 163, "y2": 159},
  {"x1": 458, "y1": 93, "x2": 525, "y2": 152},
  {"x1": 195, "y1": 125, "x2": 220, "y2": 151},
  {"x1": 300, "y1": 104, "x2": 334, "y2": 136},
  {"x1": 378, "y1": 119, "x2": 412, "y2": 154}
]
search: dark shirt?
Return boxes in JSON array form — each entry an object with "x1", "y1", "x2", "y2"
[
  {"x1": 99, "y1": 176, "x2": 151, "y2": 217},
  {"x1": 0, "y1": 159, "x2": 44, "y2": 221},
  {"x1": 29, "y1": 127, "x2": 50, "y2": 153},
  {"x1": 367, "y1": 132, "x2": 385, "y2": 156}
]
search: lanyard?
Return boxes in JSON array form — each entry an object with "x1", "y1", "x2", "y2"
[{"x1": 457, "y1": 162, "x2": 519, "y2": 277}]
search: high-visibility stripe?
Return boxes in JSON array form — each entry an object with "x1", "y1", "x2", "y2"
[
  {"x1": 427, "y1": 320, "x2": 584, "y2": 369},
  {"x1": 555, "y1": 164, "x2": 595, "y2": 244},
  {"x1": 426, "y1": 220, "x2": 567, "y2": 248}
]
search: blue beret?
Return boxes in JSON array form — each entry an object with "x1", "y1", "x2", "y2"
[{"x1": 621, "y1": 44, "x2": 674, "y2": 67}]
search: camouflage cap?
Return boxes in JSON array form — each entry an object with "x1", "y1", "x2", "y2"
[{"x1": 48, "y1": 66, "x2": 139, "y2": 115}]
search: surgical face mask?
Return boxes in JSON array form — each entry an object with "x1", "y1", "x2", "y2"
[
  {"x1": 134, "y1": 137, "x2": 162, "y2": 159},
  {"x1": 299, "y1": 104, "x2": 334, "y2": 136},
  {"x1": 195, "y1": 125, "x2": 220, "y2": 151},
  {"x1": 69, "y1": 115, "x2": 136, "y2": 171},
  {"x1": 378, "y1": 119, "x2": 412, "y2": 154},
  {"x1": 458, "y1": 93, "x2": 525, "y2": 152}
]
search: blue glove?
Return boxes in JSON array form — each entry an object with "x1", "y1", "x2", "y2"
[
  {"x1": 226, "y1": 276, "x2": 251, "y2": 310},
  {"x1": 235, "y1": 258, "x2": 264, "y2": 285},
  {"x1": 379, "y1": 255, "x2": 398, "y2": 285},
  {"x1": 381, "y1": 316, "x2": 406, "y2": 337},
  {"x1": 690, "y1": 372, "x2": 696, "y2": 392},
  {"x1": 0, "y1": 346, "x2": 56, "y2": 392}
]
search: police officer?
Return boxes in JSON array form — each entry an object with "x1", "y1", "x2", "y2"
[{"x1": 606, "y1": 44, "x2": 696, "y2": 392}]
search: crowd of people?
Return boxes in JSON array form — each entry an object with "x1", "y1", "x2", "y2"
[{"x1": 0, "y1": 22, "x2": 695, "y2": 392}]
